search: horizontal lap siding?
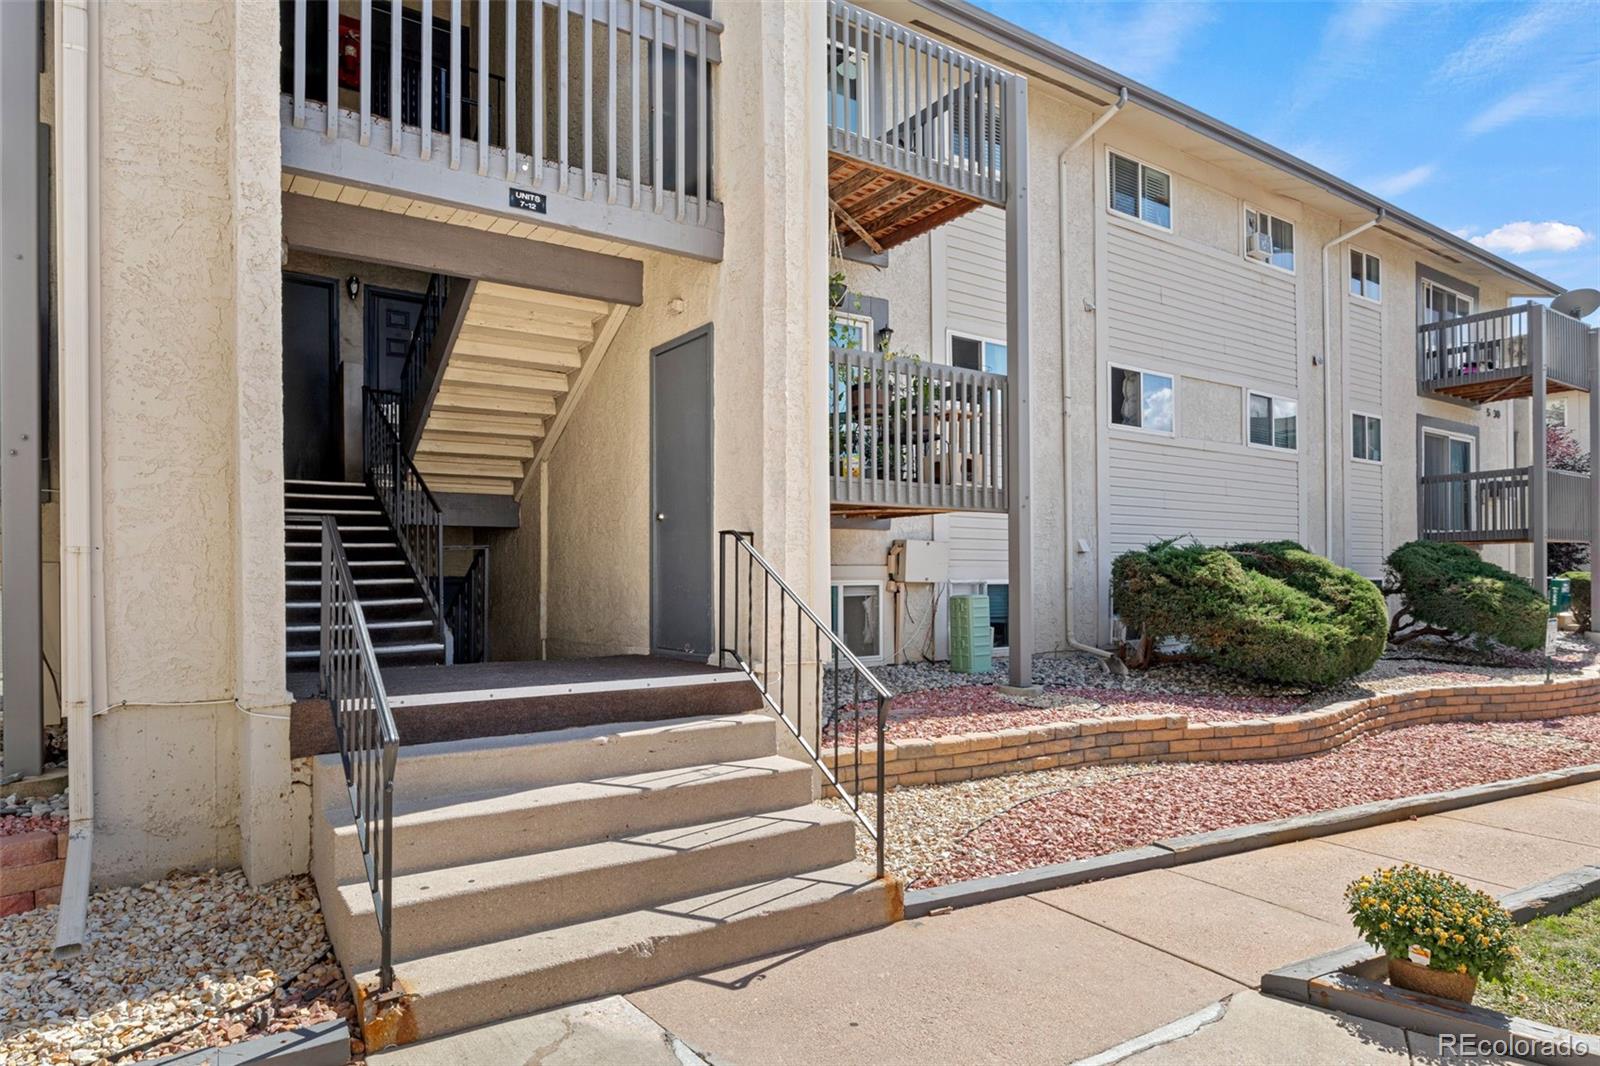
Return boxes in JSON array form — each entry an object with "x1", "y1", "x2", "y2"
[
  {"x1": 1345, "y1": 300, "x2": 1385, "y2": 578},
  {"x1": 942, "y1": 513, "x2": 1008, "y2": 581},
  {"x1": 1106, "y1": 224, "x2": 1297, "y2": 395},
  {"x1": 944, "y1": 207, "x2": 1007, "y2": 337},
  {"x1": 1108, "y1": 436, "x2": 1300, "y2": 555}
]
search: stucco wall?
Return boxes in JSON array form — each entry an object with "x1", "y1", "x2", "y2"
[{"x1": 92, "y1": 0, "x2": 293, "y2": 886}]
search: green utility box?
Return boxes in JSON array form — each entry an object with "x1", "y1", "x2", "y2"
[
  {"x1": 1549, "y1": 576, "x2": 1572, "y2": 615},
  {"x1": 949, "y1": 594, "x2": 993, "y2": 674}
]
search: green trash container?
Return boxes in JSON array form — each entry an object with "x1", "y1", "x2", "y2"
[
  {"x1": 1549, "y1": 577, "x2": 1572, "y2": 616},
  {"x1": 949, "y1": 594, "x2": 993, "y2": 674}
]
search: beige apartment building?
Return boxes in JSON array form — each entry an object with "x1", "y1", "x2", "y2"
[{"x1": 2, "y1": 0, "x2": 1595, "y2": 1047}]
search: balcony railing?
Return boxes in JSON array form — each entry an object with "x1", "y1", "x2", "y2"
[
  {"x1": 826, "y1": 0, "x2": 1010, "y2": 206},
  {"x1": 1417, "y1": 304, "x2": 1593, "y2": 400},
  {"x1": 280, "y1": 0, "x2": 721, "y2": 256},
  {"x1": 1419, "y1": 467, "x2": 1591, "y2": 544},
  {"x1": 829, "y1": 348, "x2": 1006, "y2": 514}
]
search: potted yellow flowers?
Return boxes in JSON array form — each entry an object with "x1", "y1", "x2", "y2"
[{"x1": 1345, "y1": 865, "x2": 1518, "y2": 1003}]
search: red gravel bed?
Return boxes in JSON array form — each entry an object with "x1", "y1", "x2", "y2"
[
  {"x1": 828, "y1": 686, "x2": 1311, "y2": 744},
  {"x1": 1, "y1": 813, "x2": 66, "y2": 837},
  {"x1": 915, "y1": 713, "x2": 1600, "y2": 889}
]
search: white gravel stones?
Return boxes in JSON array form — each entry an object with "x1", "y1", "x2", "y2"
[
  {"x1": 1, "y1": 870, "x2": 342, "y2": 1065},
  {"x1": 1, "y1": 792, "x2": 67, "y2": 819}
]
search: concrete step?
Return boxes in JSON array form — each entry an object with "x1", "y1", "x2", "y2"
[
  {"x1": 312, "y1": 714, "x2": 780, "y2": 809},
  {"x1": 314, "y1": 754, "x2": 817, "y2": 883},
  {"x1": 355, "y1": 862, "x2": 899, "y2": 1043},
  {"x1": 326, "y1": 805, "x2": 859, "y2": 971}
]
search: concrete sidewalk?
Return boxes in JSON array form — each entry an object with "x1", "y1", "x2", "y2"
[{"x1": 627, "y1": 779, "x2": 1600, "y2": 1065}]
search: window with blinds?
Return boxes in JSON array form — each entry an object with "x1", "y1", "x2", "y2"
[
  {"x1": 1248, "y1": 392, "x2": 1297, "y2": 450},
  {"x1": 1108, "y1": 152, "x2": 1172, "y2": 229}
]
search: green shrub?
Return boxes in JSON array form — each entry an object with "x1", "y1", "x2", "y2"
[
  {"x1": 1566, "y1": 571, "x2": 1592, "y2": 631},
  {"x1": 1383, "y1": 541, "x2": 1545, "y2": 651},
  {"x1": 1111, "y1": 539, "x2": 1388, "y2": 687}
]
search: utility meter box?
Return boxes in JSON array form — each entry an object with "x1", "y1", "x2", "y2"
[{"x1": 892, "y1": 539, "x2": 949, "y2": 584}]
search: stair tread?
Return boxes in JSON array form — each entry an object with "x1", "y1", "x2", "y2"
[
  {"x1": 334, "y1": 805, "x2": 856, "y2": 917},
  {"x1": 286, "y1": 619, "x2": 433, "y2": 633},
  {"x1": 287, "y1": 642, "x2": 443, "y2": 659},
  {"x1": 326, "y1": 754, "x2": 812, "y2": 829},
  {"x1": 287, "y1": 597, "x2": 424, "y2": 609},
  {"x1": 354, "y1": 861, "x2": 889, "y2": 993}
]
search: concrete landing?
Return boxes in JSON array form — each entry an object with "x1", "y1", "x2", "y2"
[{"x1": 367, "y1": 996, "x2": 707, "y2": 1066}]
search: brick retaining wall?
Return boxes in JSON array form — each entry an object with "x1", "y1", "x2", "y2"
[
  {"x1": 0, "y1": 829, "x2": 68, "y2": 917},
  {"x1": 823, "y1": 673, "x2": 1600, "y2": 795}
]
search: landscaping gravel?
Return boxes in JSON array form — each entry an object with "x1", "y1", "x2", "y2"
[
  {"x1": 828, "y1": 636, "x2": 1598, "y2": 743},
  {"x1": 2, "y1": 792, "x2": 68, "y2": 837},
  {"x1": 0, "y1": 870, "x2": 352, "y2": 1065},
  {"x1": 880, "y1": 712, "x2": 1600, "y2": 890}
]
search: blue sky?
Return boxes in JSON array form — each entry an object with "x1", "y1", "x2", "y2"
[{"x1": 979, "y1": 0, "x2": 1600, "y2": 297}]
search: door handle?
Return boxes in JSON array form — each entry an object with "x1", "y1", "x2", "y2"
[{"x1": 656, "y1": 512, "x2": 666, "y2": 521}]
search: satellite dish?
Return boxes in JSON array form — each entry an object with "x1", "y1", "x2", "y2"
[{"x1": 1551, "y1": 288, "x2": 1600, "y2": 319}]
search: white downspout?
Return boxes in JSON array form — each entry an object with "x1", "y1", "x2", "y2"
[
  {"x1": 54, "y1": 0, "x2": 104, "y2": 956},
  {"x1": 1320, "y1": 212, "x2": 1382, "y2": 563},
  {"x1": 1060, "y1": 90, "x2": 1127, "y2": 671}
]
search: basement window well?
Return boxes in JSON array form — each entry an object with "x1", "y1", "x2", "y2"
[{"x1": 831, "y1": 582, "x2": 884, "y2": 664}]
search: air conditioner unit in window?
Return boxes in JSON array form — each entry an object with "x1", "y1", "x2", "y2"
[{"x1": 1245, "y1": 232, "x2": 1272, "y2": 261}]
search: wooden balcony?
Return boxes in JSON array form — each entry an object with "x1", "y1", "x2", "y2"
[
  {"x1": 279, "y1": 0, "x2": 723, "y2": 261},
  {"x1": 829, "y1": 348, "x2": 1006, "y2": 517},
  {"x1": 826, "y1": 0, "x2": 1014, "y2": 254},
  {"x1": 1419, "y1": 467, "x2": 1591, "y2": 545},
  {"x1": 1417, "y1": 304, "x2": 1592, "y2": 403}
]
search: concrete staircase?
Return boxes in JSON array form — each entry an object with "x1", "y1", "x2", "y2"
[{"x1": 311, "y1": 712, "x2": 901, "y2": 1045}]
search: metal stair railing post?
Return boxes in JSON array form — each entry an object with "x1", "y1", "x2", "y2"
[
  {"x1": 319, "y1": 514, "x2": 400, "y2": 993},
  {"x1": 718, "y1": 530, "x2": 890, "y2": 878},
  {"x1": 443, "y1": 544, "x2": 490, "y2": 663},
  {"x1": 398, "y1": 274, "x2": 446, "y2": 428},
  {"x1": 363, "y1": 387, "x2": 452, "y2": 661}
]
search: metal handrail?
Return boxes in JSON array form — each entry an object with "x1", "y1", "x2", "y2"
[
  {"x1": 444, "y1": 544, "x2": 490, "y2": 664},
  {"x1": 363, "y1": 388, "x2": 451, "y2": 660},
  {"x1": 319, "y1": 514, "x2": 400, "y2": 992},
  {"x1": 398, "y1": 274, "x2": 448, "y2": 430},
  {"x1": 718, "y1": 530, "x2": 890, "y2": 878}
]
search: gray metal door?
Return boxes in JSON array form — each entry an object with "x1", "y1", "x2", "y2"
[{"x1": 651, "y1": 326, "x2": 714, "y2": 659}]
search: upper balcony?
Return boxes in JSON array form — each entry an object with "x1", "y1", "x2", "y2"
[
  {"x1": 279, "y1": 0, "x2": 722, "y2": 261},
  {"x1": 825, "y1": 0, "x2": 1015, "y2": 254},
  {"x1": 1417, "y1": 303, "x2": 1592, "y2": 404}
]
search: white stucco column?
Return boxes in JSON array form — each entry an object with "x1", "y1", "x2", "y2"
[{"x1": 231, "y1": 0, "x2": 297, "y2": 884}]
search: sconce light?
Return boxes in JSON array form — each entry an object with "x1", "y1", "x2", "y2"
[
  {"x1": 345, "y1": 275, "x2": 361, "y2": 302},
  {"x1": 875, "y1": 325, "x2": 894, "y2": 352}
]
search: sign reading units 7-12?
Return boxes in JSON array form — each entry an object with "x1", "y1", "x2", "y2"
[{"x1": 509, "y1": 188, "x2": 548, "y2": 215}]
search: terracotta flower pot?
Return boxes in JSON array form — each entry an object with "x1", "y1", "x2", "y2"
[{"x1": 1387, "y1": 956, "x2": 1477, "y2": 1003}]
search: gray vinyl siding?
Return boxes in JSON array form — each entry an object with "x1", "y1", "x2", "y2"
[
  {"x1": 1105, "y1": 222, "x2": 1297, "y2": 393},
  {"x1": 1107, "y1": 435, "x2": 1300, "y2": 555},
  {"x1": 1103, "y1": 221, "x2": 1302, "y2": 559},
  {"x1": 943, "y1": 206, "x2": 1007, "y2": 340},
  {"x1": 1345, "y1": 299, "x2": 1385, "y2": 578}
]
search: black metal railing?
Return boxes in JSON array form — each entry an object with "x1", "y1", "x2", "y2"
[
  {"x1": 398, "y1": 274, "x2": 449, "y2": 429},
  {"x1": 718, "y1": 531, "x2": 890, "y2": 878},
  {"x1": 319, "y1": 514, "x2": 400, "y2": 992},
  {"x1": 363, "y1": 388, "x2": 450, "y2": 660},
  {"x1": 444, "y1": 545, "x2": 490, "y2": 664}
]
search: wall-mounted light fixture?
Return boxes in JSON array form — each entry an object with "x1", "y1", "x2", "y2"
[
  {"x1": 345, "y1": 275, "x2": 361, "y2": 302},
  {"x1": 875, "y1": 325, "x2": 894, "y2": 353}
]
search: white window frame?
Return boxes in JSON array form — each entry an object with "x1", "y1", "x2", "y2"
[
  {"x1": 1350, "y1": 411, "x2": 1383, "y2": 464},
  {"x1": 1245, "y1": 390, "x2": 1299, "y2": 452},
  {"x1": 1243, "y1": 205, "x2": 1296, "y2": 274},
  {"x1": 1349, "y1": 249, "x2": 1382, "y2": 304},
  {"x1": 830, "y1": 580, "x2": 887, "y2": 666},
  {"x1": 829, "y1": 309, "x2": 874, "y2": 353},
  {"x1": 1106, "y1": 149, "x2": 1174, "y2": 232},
  {"x1": 950, "y1": 580, "x2": 1010, "y2": 653},
  {"x1": 1421, "y1": 278, "x2": 1474, "y2": 323},
  {"x1": 1107, "y1": 363, "x2": 1177, "y2": 437},
  {"x1": 1421, "y1": 428, "x2": 1478, "y2": 533},
  {"x1": 1547, "y1": 398, "x2": 1569, "y2": 428},
  {"x1": 947, "y1": 329, "x2": 1008, "y2": 376}
]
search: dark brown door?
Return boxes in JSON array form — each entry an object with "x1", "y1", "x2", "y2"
[
  {"x1": 365, "y1": 287, "x2": 424, "y2": 394},
  {"x1": 282, "y1": 274, "x2": 341, "y2": 481}
]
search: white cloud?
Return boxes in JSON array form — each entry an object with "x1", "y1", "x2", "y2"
[
  {"x1": 1369, "y1": 164, "x2": 1436, "y2": 197},
  {"x1": 1037, "y1": 1, "x2": 1215, "y2": 83},
  {"x1": 1436, "y1": 2, "x2": 1568, "y2": 84},
  {"x1": 1465, "y1": 76, "x2": 1578, "y2": 135},
  {"x1": 1287, "y1": 1, "x2": 1405, "y2": 114},
  {"x1": 1464, "y1": 221, "x2": 1594, "y2": 255}
]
